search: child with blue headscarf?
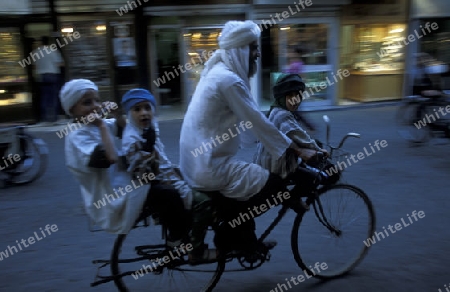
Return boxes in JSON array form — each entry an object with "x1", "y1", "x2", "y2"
[{"x1": 121, "y1": 88, "x2": 191, "y2": 246}]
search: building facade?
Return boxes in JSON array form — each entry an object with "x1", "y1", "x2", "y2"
[{"x1": 1, "y1": 0, "x2": 448, "y2": 123}]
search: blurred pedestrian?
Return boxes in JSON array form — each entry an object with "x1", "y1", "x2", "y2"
[
  {"x1": 33, "y1": 36, "x2": 64, "y2": 126},
  {"x1": 285, "y1": 46, "x2": 304, "y2": 74},
  {"x1": 282, "y1": 45, "x2": 316, "y2": 132}
]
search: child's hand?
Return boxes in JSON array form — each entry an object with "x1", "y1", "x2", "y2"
[
  {"x1": 91, "y1": 115, "x2": 105, "y2": 127},
  {"x1": 142, "y1": 127, "x2": 156, "y2": 152},
  {"x1": 102, "y1": 101, "x2": 121, "y2": 117}
]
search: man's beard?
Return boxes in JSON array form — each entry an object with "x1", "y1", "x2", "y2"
[{"x1": 248, "y1": 59, "x2": 257, "y2": 77}]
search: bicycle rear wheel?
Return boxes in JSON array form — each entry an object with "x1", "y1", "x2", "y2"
[
  {"x1": 110, "y1": 222, "x2": 225, "y2": 292},
  {"x1": 291, "y1": 184, "x2": 375, "y2": 279}
]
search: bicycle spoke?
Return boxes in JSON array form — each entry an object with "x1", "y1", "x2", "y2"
[
  {"x1": 110, "y1": 224, "x2": 224, "y2": 292},
  {"x1": 291, "y1": 184, "x2": 375, "y2": 279}
]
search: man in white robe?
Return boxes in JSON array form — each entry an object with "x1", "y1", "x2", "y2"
[{"x1": 179, "y1": 20, "x2": 305, "y2": 253}]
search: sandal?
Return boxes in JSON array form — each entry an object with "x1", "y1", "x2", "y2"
[{"x1": 188, "y1": 248, "x2": 219, "y2": 266}]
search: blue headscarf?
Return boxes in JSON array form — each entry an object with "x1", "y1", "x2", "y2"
[{"x1": 121, "y1": 88, "x2": 156, "y2": 113}]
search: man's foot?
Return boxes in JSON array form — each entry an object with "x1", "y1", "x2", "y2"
[
  {"x1": 166, "y1": 239, "x2": 183, "y2": 248},
  {"x1": 188, "y1": 248, "x2": 219, "y2": 265},
  {"x1": 259, "y1": 240, "x2": 277, "y2": 252}
]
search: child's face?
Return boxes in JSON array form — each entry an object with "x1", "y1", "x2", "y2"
[
  {"x1": 285, "y1": 91, "x2": 302, "y2": 111},
  {"x1": 71, "y1": 90, "x2": 102, "y2": 119},
  {"x1": 130, "y1": 101, "x2": 153, "y2": 129}
]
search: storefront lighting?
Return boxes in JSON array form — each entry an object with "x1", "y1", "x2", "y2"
[
  {"x1": 61, "y1": 28, "x2": 74, "y2": 33},
  {"x1": 0, "y1": 90, "x2": 6, "y2": 94},
  {"x1": 188, "y1": 52, "x2": 198, "y2": 56},
  {"x1": 389, "y1": 28, "x2": 404, "y2": 33},
  {"x1": 280, "y1": 27, "x2": 290, "y2": 30},
  {"x1": 192, "y1": 33, "x2": 202, "y2": 39},
  {"x1": 183, "y1": 33, "x2": 192, "y2": 37},
  {"x1": 96, "y1": 25, "x2": 106, "y2": 31}
]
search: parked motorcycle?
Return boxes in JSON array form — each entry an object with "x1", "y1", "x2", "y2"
[{"x1": 0, "y1": 124, "x2": 48, "y2": 188}]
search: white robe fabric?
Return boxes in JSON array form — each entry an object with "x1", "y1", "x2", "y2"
[
  {"x1": 65, "y1": 119, "x2": 148, "y2": 234},
  {"x1": 179, "y1": 62, "x2": 293, "y2": 200}
]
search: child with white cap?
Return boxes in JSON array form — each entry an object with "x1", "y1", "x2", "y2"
[{"x1": 60, "y1": 80, "x2": 187, "y2": 245}]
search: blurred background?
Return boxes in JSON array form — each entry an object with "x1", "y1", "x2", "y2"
[{"x1": 0, "y1": 0, "x2": 449, "y2": 122}]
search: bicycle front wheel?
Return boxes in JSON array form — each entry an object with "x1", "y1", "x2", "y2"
[
  {"x1": 291, "y1": 184, "x2": 376, "y2": 279},
  {"x1": 396, "y1": 101, "x2": 432, "y2": 143},
  {"x1": 11, "y1": 133, "x2": 48, "y2": 185},
  {"x1": 110, "y1": 223, "x2": 225, "y2": 292}
]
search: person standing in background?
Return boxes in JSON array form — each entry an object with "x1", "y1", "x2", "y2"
[
  {"x1": 33, "y1": 36, "x2": 64, "y2": 126},
  {"x1": 282, "y1": 45, "x2": 316, "y2": 132},
  {"x1": 285, "y1": 46, "x2": 304, "y2": 74}
]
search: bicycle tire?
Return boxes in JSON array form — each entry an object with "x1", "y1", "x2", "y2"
[
  {"x1": 110, "y1": 226, "x2": 225, "y2": 292},
  {"x1": 395, "y1": 101, "x2": 432, "y2": 144},
  {"x1": 395, "y1": 100, "x2": 420, "y2": 126},
  {"x1": 11, "y1": 133, "x2": 48, "y2": 185},
  {"x1": 291, "y1": 184, "x2": 376, "y2": 279}
]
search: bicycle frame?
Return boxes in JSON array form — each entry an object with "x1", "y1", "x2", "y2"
[{"x1": 91, "y1": 116, "x2": 365, "y2": 289}]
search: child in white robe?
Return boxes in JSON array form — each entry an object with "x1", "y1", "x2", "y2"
[{"x1": 60, "y1": 79, "x2": 148, "y2": 234}]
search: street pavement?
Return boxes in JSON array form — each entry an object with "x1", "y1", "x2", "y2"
[{"x1": 1, "y1": 104, "x2": 449, "y2": 292}]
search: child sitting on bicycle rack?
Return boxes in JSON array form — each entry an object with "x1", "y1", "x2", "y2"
[
  {"x1": 253, "y1": 74, "x2": 339, "y2": 197},
  {"x1": 60, "y1": 80, "x2": 187, "y2": 246},
  {"x1": 120, "y1": 88, "x2": 191, "y2": 247},
  {"x1": 60, "y1": 79, "x2": 147, "y2": 235}
]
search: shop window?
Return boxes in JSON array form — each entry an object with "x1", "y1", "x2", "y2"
[
  {"x1": 340, "y1": 23, "x2": 407, "y2": 102},
  {"x1": 0, "y1": 28, "x2": 29, "y2": 106},
  {"x1": 111, "y1": 21, "x2": 137, "y2": 87},
  {"x1": 346, "y1": 24, "x2": 407, "y2": 72},
  {"x1": 183, "y1": 28, "x2": 221, "y2": 102},
  {"x1": 418, "y1": 19, "x2": 450, "y2": 65},
  {"x1": 60, "y1": 20, "x2": 110, "y2": 95},
  {"x1": 260, "y1": 23, "x2": 331, "y2": 109}
]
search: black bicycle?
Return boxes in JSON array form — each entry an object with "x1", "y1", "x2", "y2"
[
  {"x1": 0, "y1": 124, "x2": 48, "y2": 188},
  {"x1": 90, "y1": 115, "x2": 376, "y2": 292},
  {"x1": 396, "y1": 93, "x2": 450, "y2": 144}
]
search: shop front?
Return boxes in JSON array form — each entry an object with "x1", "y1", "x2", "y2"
[
  {"x1": 252, "y1": 0, "x2": 347, "y2": 111},
  {"x1": 0, "y1": 25, "x2": 32, "y2": 123},
  {"x1": 339, "y1": 0, "x2": 409, "y2": 104},
  {"x1": 0, "y1": 0, "x2": 54, "y2": 123},
  {"x1": 145, "y1": 5, "x2": 249, "y2": 117},
  {"x1": 58, "y1": 14, "x2": 139, "y2": 104},
  {"x1": 404, "y1": 0, "x2": 450, "y2": 94}
]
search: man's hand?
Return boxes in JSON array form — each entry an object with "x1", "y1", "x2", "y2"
[
  {"x1": 293, "y1": 148, "x2": 328, "y2": 162},
  {"x1": 293, "y1": 148, "x2": 318, "y2": 162},
  {"x1": 318, "y1": 148, "x2": 329, "y2": 157}
]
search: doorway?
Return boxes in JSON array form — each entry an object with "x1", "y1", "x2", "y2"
[
  {"x1": 150, "y1": 28, "x2": 182, "y2": 108},
  {"x1": 181, "y1": 27, "x2": 222, "y2": 105}
]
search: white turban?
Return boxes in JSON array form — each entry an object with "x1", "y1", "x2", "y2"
[
  {"x1": 218, "y1": 20, "x2": 261, "y2": 50},
  {"x1": 59, "y1": 79, "x2": 98, "y2": 116},
  {"x1": 202, "y1": 20, "x2": 261, "y2": 87}
]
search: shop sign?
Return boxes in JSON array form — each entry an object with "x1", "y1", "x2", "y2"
[{"x1": 342, "y1": 0, "x2": 407, "y2": 20}]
